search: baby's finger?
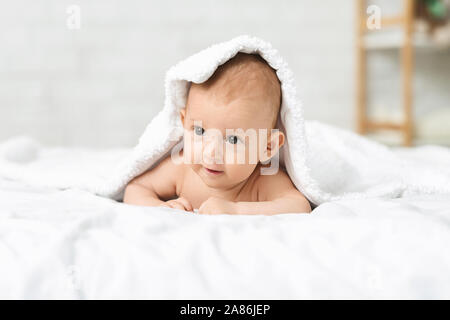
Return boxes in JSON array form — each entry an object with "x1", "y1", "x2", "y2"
[
  {"x1": 168, "y1": 201, "x2": 185, "y2": 211},
  {"x1": 197, "y1": 203, "x2": 207, "y2": 215},
  {"x1": 176, "y1": 197, "x2": 193, "y2": 212}
]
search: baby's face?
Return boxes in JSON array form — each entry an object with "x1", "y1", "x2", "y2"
[{"x1": 180, "y1": 82, "x2": 277, "y2": 189}]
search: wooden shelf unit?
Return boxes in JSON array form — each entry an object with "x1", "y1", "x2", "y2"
[{"x1": 356, "y1": 0, "x2": 415, "y2": 146}]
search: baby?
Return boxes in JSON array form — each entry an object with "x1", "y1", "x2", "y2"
[{"x1": 123, "y1": 53, "x2": 311, "y2": 215}]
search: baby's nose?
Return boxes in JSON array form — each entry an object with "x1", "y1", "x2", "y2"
[{"x1": 202, "y1": 136, "x2": 224, "y2": 164}]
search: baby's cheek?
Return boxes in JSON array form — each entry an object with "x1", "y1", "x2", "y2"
[
  {"x1": 182, "y1": 132, "x2": 198, "y2": 163},
  {"x1": 246, "y1": 140, "x2": 260, "y2": 165},
  {"x1": 242, "y1": 134, "x2": 265, "y2": 164},
  {"x1": 223, "y1": 143, "x2": 245, "y2": 165},
  {"x1": 226, "y1": 143, "x2": 261, "y2": 166}
]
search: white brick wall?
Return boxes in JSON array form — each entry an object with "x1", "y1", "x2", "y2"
[{"x1": 0, "y1": 0, "x2": 448, "y2": 147}]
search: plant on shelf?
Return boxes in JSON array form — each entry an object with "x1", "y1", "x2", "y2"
[{"x1": 415, "y1": 0, "x2": 450, "y2": 44}]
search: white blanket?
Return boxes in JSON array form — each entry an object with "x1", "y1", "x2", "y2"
[
  {"x1": 1, "y1": 170, "x2": 449, "y2": 299},
  {"x1": 1, "y1": 142, "x2": 450, "y2": 298}
]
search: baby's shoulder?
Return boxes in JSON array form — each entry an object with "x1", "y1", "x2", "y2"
[
  {"x1": 254, "y1": 165, "x2": 299, "y2": 201},
  {"x1": 152, "y1": 152, "x2": 186, "y2": 173},
  {"x1": 132, "y1": 152, "x2": 187, "y2": 186}
]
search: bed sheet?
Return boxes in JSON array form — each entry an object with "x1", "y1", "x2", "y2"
[{"x1": 1, "y1": 177, "x2": 449, "y2": 299}]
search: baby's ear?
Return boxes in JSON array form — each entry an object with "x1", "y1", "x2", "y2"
[
  {"x1": 179, "y1": 108, "x2": 186, "y2": 126},
  {"x1": 260, "y1": 130, "x2": 285, "y2": 162}
]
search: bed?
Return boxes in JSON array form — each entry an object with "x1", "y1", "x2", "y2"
[{"x1": 0, "y1": 140, "x2": 449, "y2": 299}]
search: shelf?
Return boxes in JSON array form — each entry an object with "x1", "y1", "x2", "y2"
[
  {"x1": 364, "y1": 30, "x2": 450, "y2": 50},
  {"x1": 356, "y1": 0, "x2": 415, "y2": 146},
  {"x1": 356, "y1": 0, "x2": 450, "y2": 147},
  {"x1": 368, "y1": 130, "x2": 450, "y2": 147},
  {"x1": 366, "y1": 121, "x2": 405, "y2": 131}
]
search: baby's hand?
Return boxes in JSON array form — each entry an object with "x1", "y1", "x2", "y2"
[
  {"x1": 159, "y1": 197, "x2": 193, "y2": 212},
  {"x1": 198, "y1": 197, "x2": 236, "y2": 215}
]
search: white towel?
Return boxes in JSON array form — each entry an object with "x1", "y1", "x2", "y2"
[{"x1": 1, "y1": 35, "x2": 450, "y2": 205}]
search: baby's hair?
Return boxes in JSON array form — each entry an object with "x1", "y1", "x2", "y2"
[{"x1": 196, "y1": 52, "x2": 281, "y2": 129}]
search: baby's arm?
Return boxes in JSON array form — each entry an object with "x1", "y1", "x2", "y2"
[
  {"x1": 198, "y1": 168, "x2": 311, "y2": 215},
  {"x1": 123, "y1": 155, "x2": 190, "y2": 209},
  {"x1": 240, "y1": 170, "x2": 311, "y2": 214}
]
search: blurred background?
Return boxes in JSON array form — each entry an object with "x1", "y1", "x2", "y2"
[{"x1": 0, "y1": 0, "x2": 449, "y2": 148}]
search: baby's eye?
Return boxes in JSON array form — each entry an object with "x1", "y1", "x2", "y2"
[
  {"x1": 194, "y1": 126, "x2": 205, "y2": 136},
  {"x1": 226, "y1": 135, "x2": 240, "y2": 145}
]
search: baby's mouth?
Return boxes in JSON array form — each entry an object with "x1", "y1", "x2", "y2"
[{"x1": 203, "y1": 166, "x2": 224, "y2": 175}]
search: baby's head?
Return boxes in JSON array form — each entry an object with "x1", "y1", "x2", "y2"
[{"x1": 179, "y1": 53, "x2": 285, "y2": 188}]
